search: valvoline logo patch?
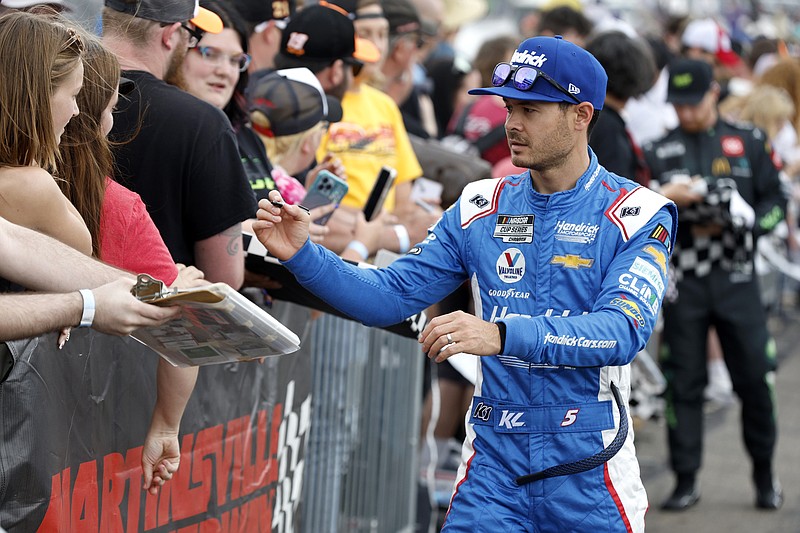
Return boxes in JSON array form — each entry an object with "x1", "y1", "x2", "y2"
[{"x1": 496, "y1": 248, "x2": 526, "y2": 284}]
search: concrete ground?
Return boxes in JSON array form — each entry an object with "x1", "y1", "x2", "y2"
[{"x1": 637, "y1": 310, "x2": 800, "y2": 533}]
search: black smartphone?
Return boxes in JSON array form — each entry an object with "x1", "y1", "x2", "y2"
[
  {"x1": 363, "y1": 166, "x2": 397, "y2": 222},
  {"x1": 302, "y1": 170, "x2": 349, "y2": 225}
]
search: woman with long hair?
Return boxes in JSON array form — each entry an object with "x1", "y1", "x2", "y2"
[
  {"x1": 58, "y1": 36, "x2": 186, "y2": 285},
  {"x1": 49, "y1": 33, "x2": 202, "y2": 495},
  {"x1": 0, "y1": 11, "x2": 90, "y2": 259}
]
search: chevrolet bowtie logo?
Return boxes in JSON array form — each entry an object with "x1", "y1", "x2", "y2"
[{"x1": 551, "y1": 254, "x2": 594, "y2": 269}]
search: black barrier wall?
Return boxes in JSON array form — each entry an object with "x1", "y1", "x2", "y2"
[{"x1": 0, "y1": 302, "x2": 313, "y2": 533}]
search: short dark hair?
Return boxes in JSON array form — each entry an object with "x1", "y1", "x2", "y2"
[
  {"x1": 585, "y1": 31, "x2": 656, "y2": 101},
  {"x1": 537, "y1": 6, "x2": 592, "y2": 39}
]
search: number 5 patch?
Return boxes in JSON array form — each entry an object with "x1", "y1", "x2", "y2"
[{"x1": 561, "y1": 408, "x2": 580, "y2": 427}]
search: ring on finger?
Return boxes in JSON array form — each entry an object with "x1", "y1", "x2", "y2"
[{"x1": 446, "y1": 333, "x2": 453, "y2": 344}]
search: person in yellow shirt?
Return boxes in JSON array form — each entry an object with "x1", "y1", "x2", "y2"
[{"x1": 319, "y1": 0, "x2": 441, "y2": 255}]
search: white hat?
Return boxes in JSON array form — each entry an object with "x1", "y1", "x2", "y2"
[{"x1": 681, "y1": 18, "x2": 742, "y2": 67}]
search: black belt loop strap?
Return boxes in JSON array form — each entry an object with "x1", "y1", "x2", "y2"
[{"x1": 515, "y1": 382, "x2": 627, "y2": 486}]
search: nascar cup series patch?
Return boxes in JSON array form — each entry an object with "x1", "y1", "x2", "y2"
[{"x1": 494, "y1": 214, "x2": 534, "y2": 243}]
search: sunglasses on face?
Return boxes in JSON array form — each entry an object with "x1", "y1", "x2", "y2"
[{"x1": 491, "y1": 62, "x2": 581, "y2": 104}]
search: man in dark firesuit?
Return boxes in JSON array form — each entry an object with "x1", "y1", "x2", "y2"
[{"x1": 643, "y1": 58, "x2": 786, "y2": 511}]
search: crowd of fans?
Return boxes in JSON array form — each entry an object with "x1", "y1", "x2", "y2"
[{"x1": 1, "y1": 0, "x2": 800, "y2": 528}]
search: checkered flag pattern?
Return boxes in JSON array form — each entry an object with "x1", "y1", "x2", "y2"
[{"x1": 671, "y1": 179, "x2": 754, "y2": 285}]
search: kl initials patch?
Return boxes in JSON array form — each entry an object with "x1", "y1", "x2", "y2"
[
  {"x1": 721, "y1": 135, "x2": 745, "y2": 157},
  {"x1": 648, "y1": 224, "x2": 670, "y2": 251}
]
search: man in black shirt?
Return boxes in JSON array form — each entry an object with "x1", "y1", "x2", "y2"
[
  {"x1": 103, "y1": 0, "x2": 257, "y2": 289},
  {"x1": 643, "y1": 59, "x2": 785, "y2": 512},
  {"x1": 586, "y1": 31, "x2": 656, "y2": 187}
]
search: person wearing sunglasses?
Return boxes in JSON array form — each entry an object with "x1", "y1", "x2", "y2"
[{"x1": 253, "y1": 35, "x2": 677, "y2": 532}]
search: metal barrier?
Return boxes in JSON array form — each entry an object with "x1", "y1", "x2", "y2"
[{"x1": 295, "y1": 306, "x2": 424, "y2": 533}]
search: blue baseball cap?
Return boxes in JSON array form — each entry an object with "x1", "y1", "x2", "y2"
[{"x1": 469, "y1": 36, "x2": 608, "y2": 110}]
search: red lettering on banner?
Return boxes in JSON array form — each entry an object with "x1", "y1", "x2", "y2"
[
  {"x1": 99, "y1": 453, "x2": 132, "y2": 533},
  {"x1": 156, "y1": 472, "x2": 172, "y2": 527},
  {"x1": 171, "y1": 433, "x2": 212, "y2": 521},
  {"x1": 221, "y1": 506, "x2": 240, "y2": 532},
  {"x1": 123, "y1": 448, "x2": 143, "y2": 533},
  {"x1": 35, "y1": 406, "x2": 288, "y2": 532},
  {"x1": 72, "y1": 460, "x2": 99, "y2": 531},
  {"x1": 186, "y1": 424, "x2": 229, "y2": 508},
  {"x1": 254, "y1": 408, "x2": 277, "y2": 491},
  {"x1": 242, "y1": 410, "x2": 278, "y2": 496},
  {"x1": 144, "y1": 483, "x2": 159, "y2": 530},
  {"x1": 198, "y1": 517, "x2": 222, "y2": 533},
  {"x1": 224, "y1": 416, "x2": 248, "y2": 502},
  {"x1": 37, "y1": 467, "x2": 71, "y2": 532},
  {"x1": 241, "y1": 416, "x2": 256, "y2": 497},
  {"x1": 237, "y1": 493, "x2": 271, "y2": 532}
]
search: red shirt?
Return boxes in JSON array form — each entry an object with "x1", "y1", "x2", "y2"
[{"x1": 99, "y1": 178, "x2": 178, "y2": 285}]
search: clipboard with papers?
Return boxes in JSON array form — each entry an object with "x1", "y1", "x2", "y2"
[{"x1": 130, "y1": 274, "x2": 300, "y2": 367}]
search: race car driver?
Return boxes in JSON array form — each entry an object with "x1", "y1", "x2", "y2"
[{"x1": 254, "y1": 36, "x2": 677, "y2": 532}]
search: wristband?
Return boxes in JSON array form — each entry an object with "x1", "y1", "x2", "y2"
[
  {"x1": 345, "y1": 240, "x2": 370, "y2": 261},
  {"x1": 393, "y1": 224, "x2": 410, "y2": 253},
  {"x1": 78, "y1": 289, "x2": 95, "y2": 328}
]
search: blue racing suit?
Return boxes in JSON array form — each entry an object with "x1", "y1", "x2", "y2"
[{"x1": 282, "y1": 151, "x2": 677, "y2": 532}]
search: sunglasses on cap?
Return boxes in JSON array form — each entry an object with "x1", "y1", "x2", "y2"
[{"x1": 491, "y1": 62, "x2": 581, "y2": 104}]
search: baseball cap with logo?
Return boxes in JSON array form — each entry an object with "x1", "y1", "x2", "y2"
[
  {"x1": 681, "y1": 18, "x2": 742, "y2": 68},
  {"x1": 234, "y1": 0, "x2": 295, "y2": 30},
  {"x1": 104, "y1": 0, "x2": 223, "y2": 33},
  {"x1": 277, "y1": 3, "x2": 379, "y2": 70},
  {"x1": 468, "y1": 35, "x2": 607, "y2": 110},
  {"x1": 667, "y1": 58, "x2": 713, "y2": 105},
  {"x1": 249, "y1": 67, "x2": 344, "y2": 137}
]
